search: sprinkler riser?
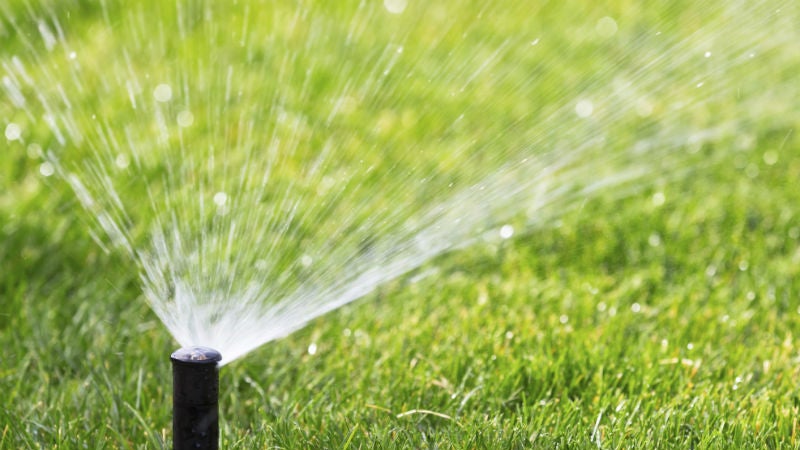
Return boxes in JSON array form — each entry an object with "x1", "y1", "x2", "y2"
[{"x1": 171, "y1": 347, "x2": 222, "y2": 450}]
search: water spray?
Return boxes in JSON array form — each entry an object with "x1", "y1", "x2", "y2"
[{"x1": 171, "y1": 347, "x2": 222, "y2": 450}]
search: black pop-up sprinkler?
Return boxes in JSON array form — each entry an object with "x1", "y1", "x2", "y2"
[{"x1": 171, "y1": 346, "x2": 222, "y2": 450}]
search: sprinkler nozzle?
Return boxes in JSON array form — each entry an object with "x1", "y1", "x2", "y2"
[{"x1": 171, "y1": 346, "x2": 222, "y2": 450}]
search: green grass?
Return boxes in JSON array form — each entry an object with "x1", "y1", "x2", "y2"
[{"x1": 3, "y1": 0, "x2": 800, "y2": 448}]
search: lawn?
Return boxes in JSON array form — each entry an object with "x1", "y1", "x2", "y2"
[{"x1": 2, "y1": 0, "x2": 800, "y2": 448}]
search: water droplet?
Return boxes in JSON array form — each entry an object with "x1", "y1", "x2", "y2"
[
  {"x1": 307, "y1": 343, "x2": 317, "y2": 355},
  {"x1": 648, "y1": 233, "x2": 661, "y2": 247},
  {"x1": 5, "y1": 123, "x2": 22, "y2": 141},
  {"x1": 652, "y1": 192, "x2": 665, "y2": 206},
  {"x1": 597, "y1": 302, "x2": 607, "y2": 312},
  {"x1": 736, "y1": 134, "x2": 756, "y2": 150},
  {"x1": 213, "y1": 192, "x2": 228, "y2": 206},
  {"x1": 300, "y1": 255, "x2": 313, "y2": 267},
  {"x1": 153, "y1": 84, "x2": 173, "y2": 102},
  {"x1": 596, "y1": 16, "x2": 618, "y2": 37},
  {"x1": 530, "y1": 38, "x2": 540, "y2": 46},
  {"x1": 38, "y1": 21, "x2": 57, "y2": 51},
  {"x1": 27, "y1": 143, "x2": 42, "y2": 158},
  {"x1": 505, "y1": 331, "x2": 514, "y2": 339},
  {"x1": 704, "y1": 51, "x2": 712, "y2": 58},
  {"x1": 738, "y1": 260, "x2": 749, "y2": 271},
  {"x1": 383, "y1": 0, "x2": 407, "y2": 14},
  {"x1": 177, "y1": 110, "x2": 194, "y2": 127},
  {"x1": 687, "y1": 343, "x2": 694, "y2": 350},
  {"x1": 559, "y1": 315, "x2": 569, "y2": 324},
  {"x1": 39, "y1": 161, "x2": 55, "y2": 177},
  {"x1": 69, "y1": 51, "x2": 77, "y2": 60},
  {"x1": 575, "y1": 99, "x2": 594, "y2": 118},
  {"x1": 745, "y1": 163, "x2": 759, "y2": 178},
  {"x1": 762, "y1": 150, "x2": 778, "y2": 165},
  {"x1": 499, "y1": 224, "x2": 514, "y2": 239},
  {"x1": 115, "y1": 153, "x2": 130, "y2": 169},
  {"x1": 631, "y1": 303, "x2": 641, "y2": 313},
  {"x1": 746, "y1": 291, "x2": 756, "y2": 301}
]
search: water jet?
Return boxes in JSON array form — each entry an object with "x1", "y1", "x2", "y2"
[{"x1": 170, "y1": 346, "x2": 222, "y2": 450}]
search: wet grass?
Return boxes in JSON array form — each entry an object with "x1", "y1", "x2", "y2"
[{"x1": 3, "y1": 0, "x2": 800, "y2": 448}]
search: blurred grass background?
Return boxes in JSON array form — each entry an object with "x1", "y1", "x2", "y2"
[{"x1": 2, "y1": 0, "x2": 800, "y2": 447}]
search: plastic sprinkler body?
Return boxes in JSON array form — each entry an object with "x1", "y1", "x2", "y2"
[{"x1": 171, "y1": 347, "x2": 222, "y2": 450}]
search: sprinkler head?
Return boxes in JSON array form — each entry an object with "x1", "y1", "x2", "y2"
[{"x1": 171, "y1": 346, "x2": 222, "y2": 450}]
